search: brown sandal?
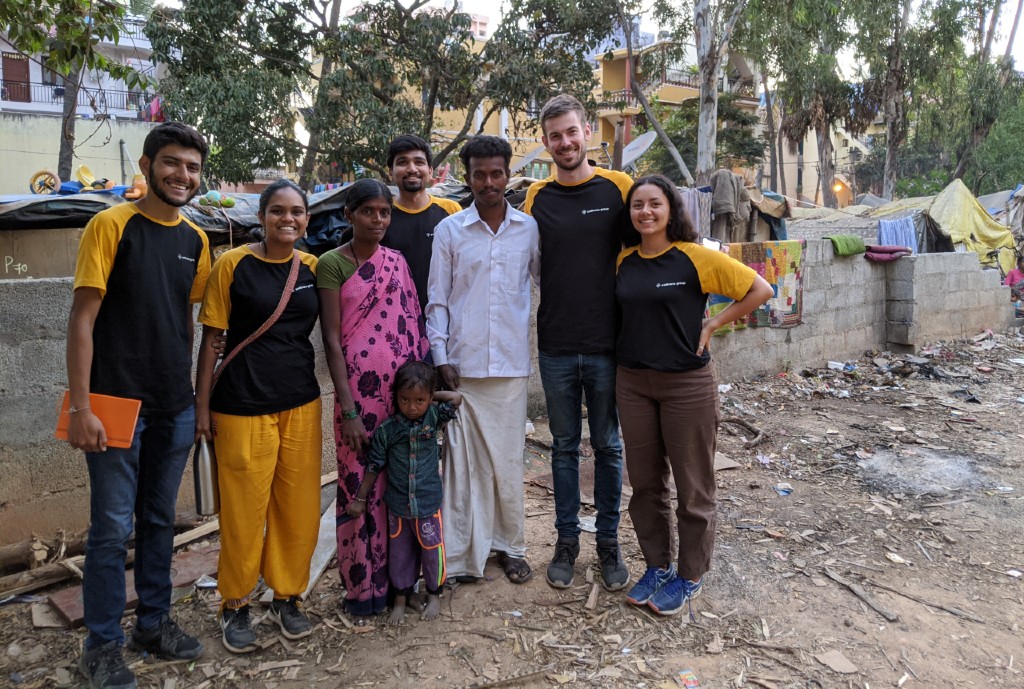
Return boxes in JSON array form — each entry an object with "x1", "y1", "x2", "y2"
[{"x1": 496, "y1": 551, "x2": 532, "y2": 584}]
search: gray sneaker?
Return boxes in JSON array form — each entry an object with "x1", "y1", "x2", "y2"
[
  {"x1": 268, "y1": 596, "x2": 312, "y2": 640},
  {"x1": 545, "y1": 536, "x2": 580, "y2": 588},
  {"x1": 221, "y1": 605, "x2": 258, "y2": 654},
  {"x1": 596, "y1": 538, "x2": 630, "y2": 591},
  {"x1": 79, "y1": 641, "x2": 136, "y2": 689}
]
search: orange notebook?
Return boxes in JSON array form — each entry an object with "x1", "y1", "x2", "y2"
[{"x1": 55, "y1": 392, "x2": 142, "y2": 449}]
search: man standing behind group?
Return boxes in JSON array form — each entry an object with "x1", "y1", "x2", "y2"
[
  {"x1": 381, "y1": 134, "x2": 462, "y2": 315},
  {"x1": 524, "y1": 94, "x2": 632, "y2": 592},
  {"x1": 427, "y1": 135, "x2": 540, "y2": 585},
  {"x1": 65, "y1": 122, "x2": 209, "y2": 689}
]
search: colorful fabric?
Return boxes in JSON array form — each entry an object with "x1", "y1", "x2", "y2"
[
  {"x1": 333, "y1": 246, "x2": 428, "y2": 617},
  {"x1": 388, "y1": 510, "x2": 446, "y2": 595},
  {"x1": 707, "y1": 239, "x2": 804, "y2": 332}
]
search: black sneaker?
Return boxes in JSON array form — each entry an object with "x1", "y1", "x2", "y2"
[
  {"x1": 220, "y1": 606, "x2": 258, "y2": 654},
  {"x1": 79, "y1": 641, "x2": 136, "y2": 689},
  {"x1": 128, "y1": 617, "x2": 203, "y2": 660},
  {"x1": 545, "y1": 535, "x2": 579, "y2": 588},
  {"x1": 268, "y1": 596, "x2": 312, "y2": 640},
  {"x1": 596, "y1": 538, "x2": 631, "y2": 591}
]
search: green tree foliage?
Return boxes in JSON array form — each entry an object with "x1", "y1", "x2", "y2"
[
  {"x1": 1, "y1": 0, "x2": 144, "y2": 86},
  {"x1": 969, "y1": 91, "x2": 1024, "y2": 194},
  {"x1": 148, "y1": 0, "x2": 620, "y2": 186},
  {"x1": 643, "y1": 94, "x2": 766, "y2": 184}
]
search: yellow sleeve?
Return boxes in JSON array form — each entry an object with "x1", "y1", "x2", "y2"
[
  {"x1": 433, "y1": 197, "x2": 462, "y2": 215},
  {"x1": 190, "y1": 227, "x2": 212, "y2": 304},
  {"x1": 73, "y1": 207, "x2": 127, "y2": 297},
  {"x1": 523, "y1": 181, "x2": 542, "y2": 215},
  {"x1": 301, "y1": 251, "x2": 318, "y2": 275},
  {"x1": 607, "y1": 170, "x2": 634, "y2": 202},
  {"x1": 198, "y1": 248, "x2": 243, "y2": 330},
  {"x1": 686, "y1": 243, "x2": 758, "y2": 300}
]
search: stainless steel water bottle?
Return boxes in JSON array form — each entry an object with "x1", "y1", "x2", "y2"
[{"x1": 193, "y1": 437, "x2": 220, "y2": 516}]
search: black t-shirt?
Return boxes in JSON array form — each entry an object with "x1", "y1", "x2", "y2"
[
  {"x1": 524, "y1": 168, "x2": 632, "y2": 356},
  {"x1": 380, "y1": 196, "x2": 461, "y2": 313},
  {"x1": 615, "y1": 242, "x2": 757, "y2": 372},
  {"x1": 199, "y1": 246, "x2": 320, "y2": 415},
  {"x1": 73, "y1": 204, "x2": 211, "y2": 416}
]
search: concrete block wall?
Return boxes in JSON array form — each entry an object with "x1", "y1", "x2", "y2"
[
  {"x1": 0, "y1": 278, "x2": 338, "y2": 546},
  {"x1": 884, "y1": 251, "x2": 1013, "y2": 351}
]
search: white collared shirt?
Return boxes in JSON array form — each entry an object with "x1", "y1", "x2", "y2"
[{"x1": 426, "y1": 201, "x2": 540, "y2": 378}]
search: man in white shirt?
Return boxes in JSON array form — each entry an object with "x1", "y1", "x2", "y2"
[{"x1": 426, "y1": 135, "x2": 540, "y2": 585}]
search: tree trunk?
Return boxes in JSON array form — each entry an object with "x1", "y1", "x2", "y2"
[
  {"x1": 881, "y1": 0, "x2": 912, "y2": 200},
  {"x1": 761, "y1": 71, "x2": 778, "y2": 192},
  {"x1": 816, "y1": 124, "x2": 837, "y2": 208},
  {"x1": 616, "y1": 1, "x2": 694, "y2": 185},
  {"x1": 297, "y1": 0, "x2": 342, "y2": 191},
  {"x1": 58, "y1": 71, "x2": 81, "y2": 182},
  {"x1": 694, "y1": 0, "x2": 717, "y2": 184}
]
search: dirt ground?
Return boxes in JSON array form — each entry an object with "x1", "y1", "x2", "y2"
[{"x1": 3, "y1": 329, "x2": 1024, "y2": 689}]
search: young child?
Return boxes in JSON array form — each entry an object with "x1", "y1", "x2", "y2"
[{"x1": 346, "y1": 360, "x2": 461, "y2": 624}]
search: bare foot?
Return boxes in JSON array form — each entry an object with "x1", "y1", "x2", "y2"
[
  {"x1": 421, "y1": 593, "x2": 441, "y2": 621},
  {"x1": 407, "y1": 591, "x2": 427, "y2": 612},
  {"x1": 389, "y1": 595, "x2": 407, "y2": 626}
]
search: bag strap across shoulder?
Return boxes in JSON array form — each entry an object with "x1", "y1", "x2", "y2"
[{"x1": 212, "y1": 252, "x2": 301, "y2": 389}]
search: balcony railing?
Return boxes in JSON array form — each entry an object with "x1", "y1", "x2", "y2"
[{"x1": 0, "y1": 81, "x2": 152, "y2": 113}]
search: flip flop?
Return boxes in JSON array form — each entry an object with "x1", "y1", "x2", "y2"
[{"x1": 496, "y1": 551, "x2": 532, "y2": 584}]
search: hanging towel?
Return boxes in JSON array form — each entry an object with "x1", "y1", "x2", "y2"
[
  {"x1": 825, "y1": 235, "x2": 866, "y2": 256},
  {"x1": 877, "y1": 216, "x2": 917, "y2": 254}
]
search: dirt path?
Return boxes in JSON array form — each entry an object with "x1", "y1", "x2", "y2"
[{"x1": 3, "y1": 331, "x2": 1023, "y2": 689}]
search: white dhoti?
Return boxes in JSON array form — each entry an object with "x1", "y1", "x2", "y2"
[{"x1": 442, "y1": 376, "x2": 528, "y2": 578}]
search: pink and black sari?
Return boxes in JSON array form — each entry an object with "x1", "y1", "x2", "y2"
[{"x1": 334, "y1": 246, "x2": 428, "y2": 616}]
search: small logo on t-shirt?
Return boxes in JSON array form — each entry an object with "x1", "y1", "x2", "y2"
[
  {"x1": 581, "y1": 207, "x2": 610, "y2": 215},
  {"x1": 656, "y1": 281, "x2": 686, "y2": 288},
  {"x1": 177, "y1": 254, "x2": 196, "y2": 263},
  {"x1": 294, "y1": 284, "x2": 313, "y2": 291}
]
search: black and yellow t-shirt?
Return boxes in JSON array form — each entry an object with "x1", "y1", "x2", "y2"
[
  {"x1": 381, "y1": 196, "x2": 462, "y2": 312},
  {"x1": 199, "y1": 246, "x2": 320, "y2": 416},
  {"x1": 524, "y1": 168, "x2": 632, "y2": 356},
  {"x1": 74, "y1": 203, "x2": 211, "y2": 415},
  {"x1": 616, "y1": 241, "x2": 757, "y2": 372}
]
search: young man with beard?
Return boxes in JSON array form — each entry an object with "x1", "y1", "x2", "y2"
[
  {"x1": 66, "y1": 122, "x2": 211, "y2": 689},
  {"x1": 380, "y1": 135, "x2": 461, "y2": 315},
  {"x1": 524, "y1": 94, "x2": 632, "y2": 592},
  {"x1": 426, "y1": 135, "x2": 540, "y2": 585}
]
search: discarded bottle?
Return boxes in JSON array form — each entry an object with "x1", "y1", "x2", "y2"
[{"x1": 193, "y1": 437, "x2": 220, "y2": 516}]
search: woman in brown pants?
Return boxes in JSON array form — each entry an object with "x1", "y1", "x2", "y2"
[{"x1": 616, "y1": 175, "x2": 772, "y2": 616}]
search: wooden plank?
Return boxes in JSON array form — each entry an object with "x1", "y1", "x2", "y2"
[
  {"x1": 48, "y1": 545, "x2": 220, "y2": 627},
  {"x1": 261, "y1": 499, "x2": 337, "y2": 603},
  {"x1": 0, "y1": 518, "x2": 220, "y2": 599}
]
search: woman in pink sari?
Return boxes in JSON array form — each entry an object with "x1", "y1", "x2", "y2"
[{"x1": 318, "y1": 179, "x2": 428, "y2": 622}]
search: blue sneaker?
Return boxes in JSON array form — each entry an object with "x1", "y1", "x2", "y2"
[
  {"x1": 647, "y1": 574, "x2": 703, "y2": 616},
  {"x1": 626, "y1": 564, "x2": 676, "y2": 606}
]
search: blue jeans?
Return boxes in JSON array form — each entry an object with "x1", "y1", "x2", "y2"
[
  {"x1": 83, "y1": 406, "x2": 195, "y2": 648},
  {"x1": 538, "y1": 353, "x2": 623, "y2": 541}
]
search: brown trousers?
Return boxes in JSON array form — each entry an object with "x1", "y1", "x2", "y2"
[{"x1": 616, "y1": 364, "x2": 720, "y2": 580}]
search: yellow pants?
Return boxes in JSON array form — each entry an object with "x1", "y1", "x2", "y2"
[{"x1": 213, "y1": 398, "x2": 322, "y2": 607}]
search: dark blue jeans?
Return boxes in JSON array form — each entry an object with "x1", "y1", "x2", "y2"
[
  {"x1": 83, "y1": 405, "x2": 194, "y2": 649},
  {"x1": 538, "y1": 353, "x2": 623, "y2": 541}
]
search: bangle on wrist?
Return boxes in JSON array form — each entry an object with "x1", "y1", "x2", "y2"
[
  {"x1": 341, "y1": 408, "x2": 359, "y2": 420},
  {"x1": 352, "y1": 497, "x2": 366, "y2": 503},
  {"x1": 69, "y1": 404, "x2": 90, "y2": 414}
]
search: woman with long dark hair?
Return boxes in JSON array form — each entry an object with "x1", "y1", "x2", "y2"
[
  {"x1": 615, "y1": 175, "x2": 772, "y2": 616},
  {"x1": 318, "y1": 179, "x2": 428, "y2": 623},
  {"x1": 196, "y1": 179, "x2": 321, "y2": 651}
]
